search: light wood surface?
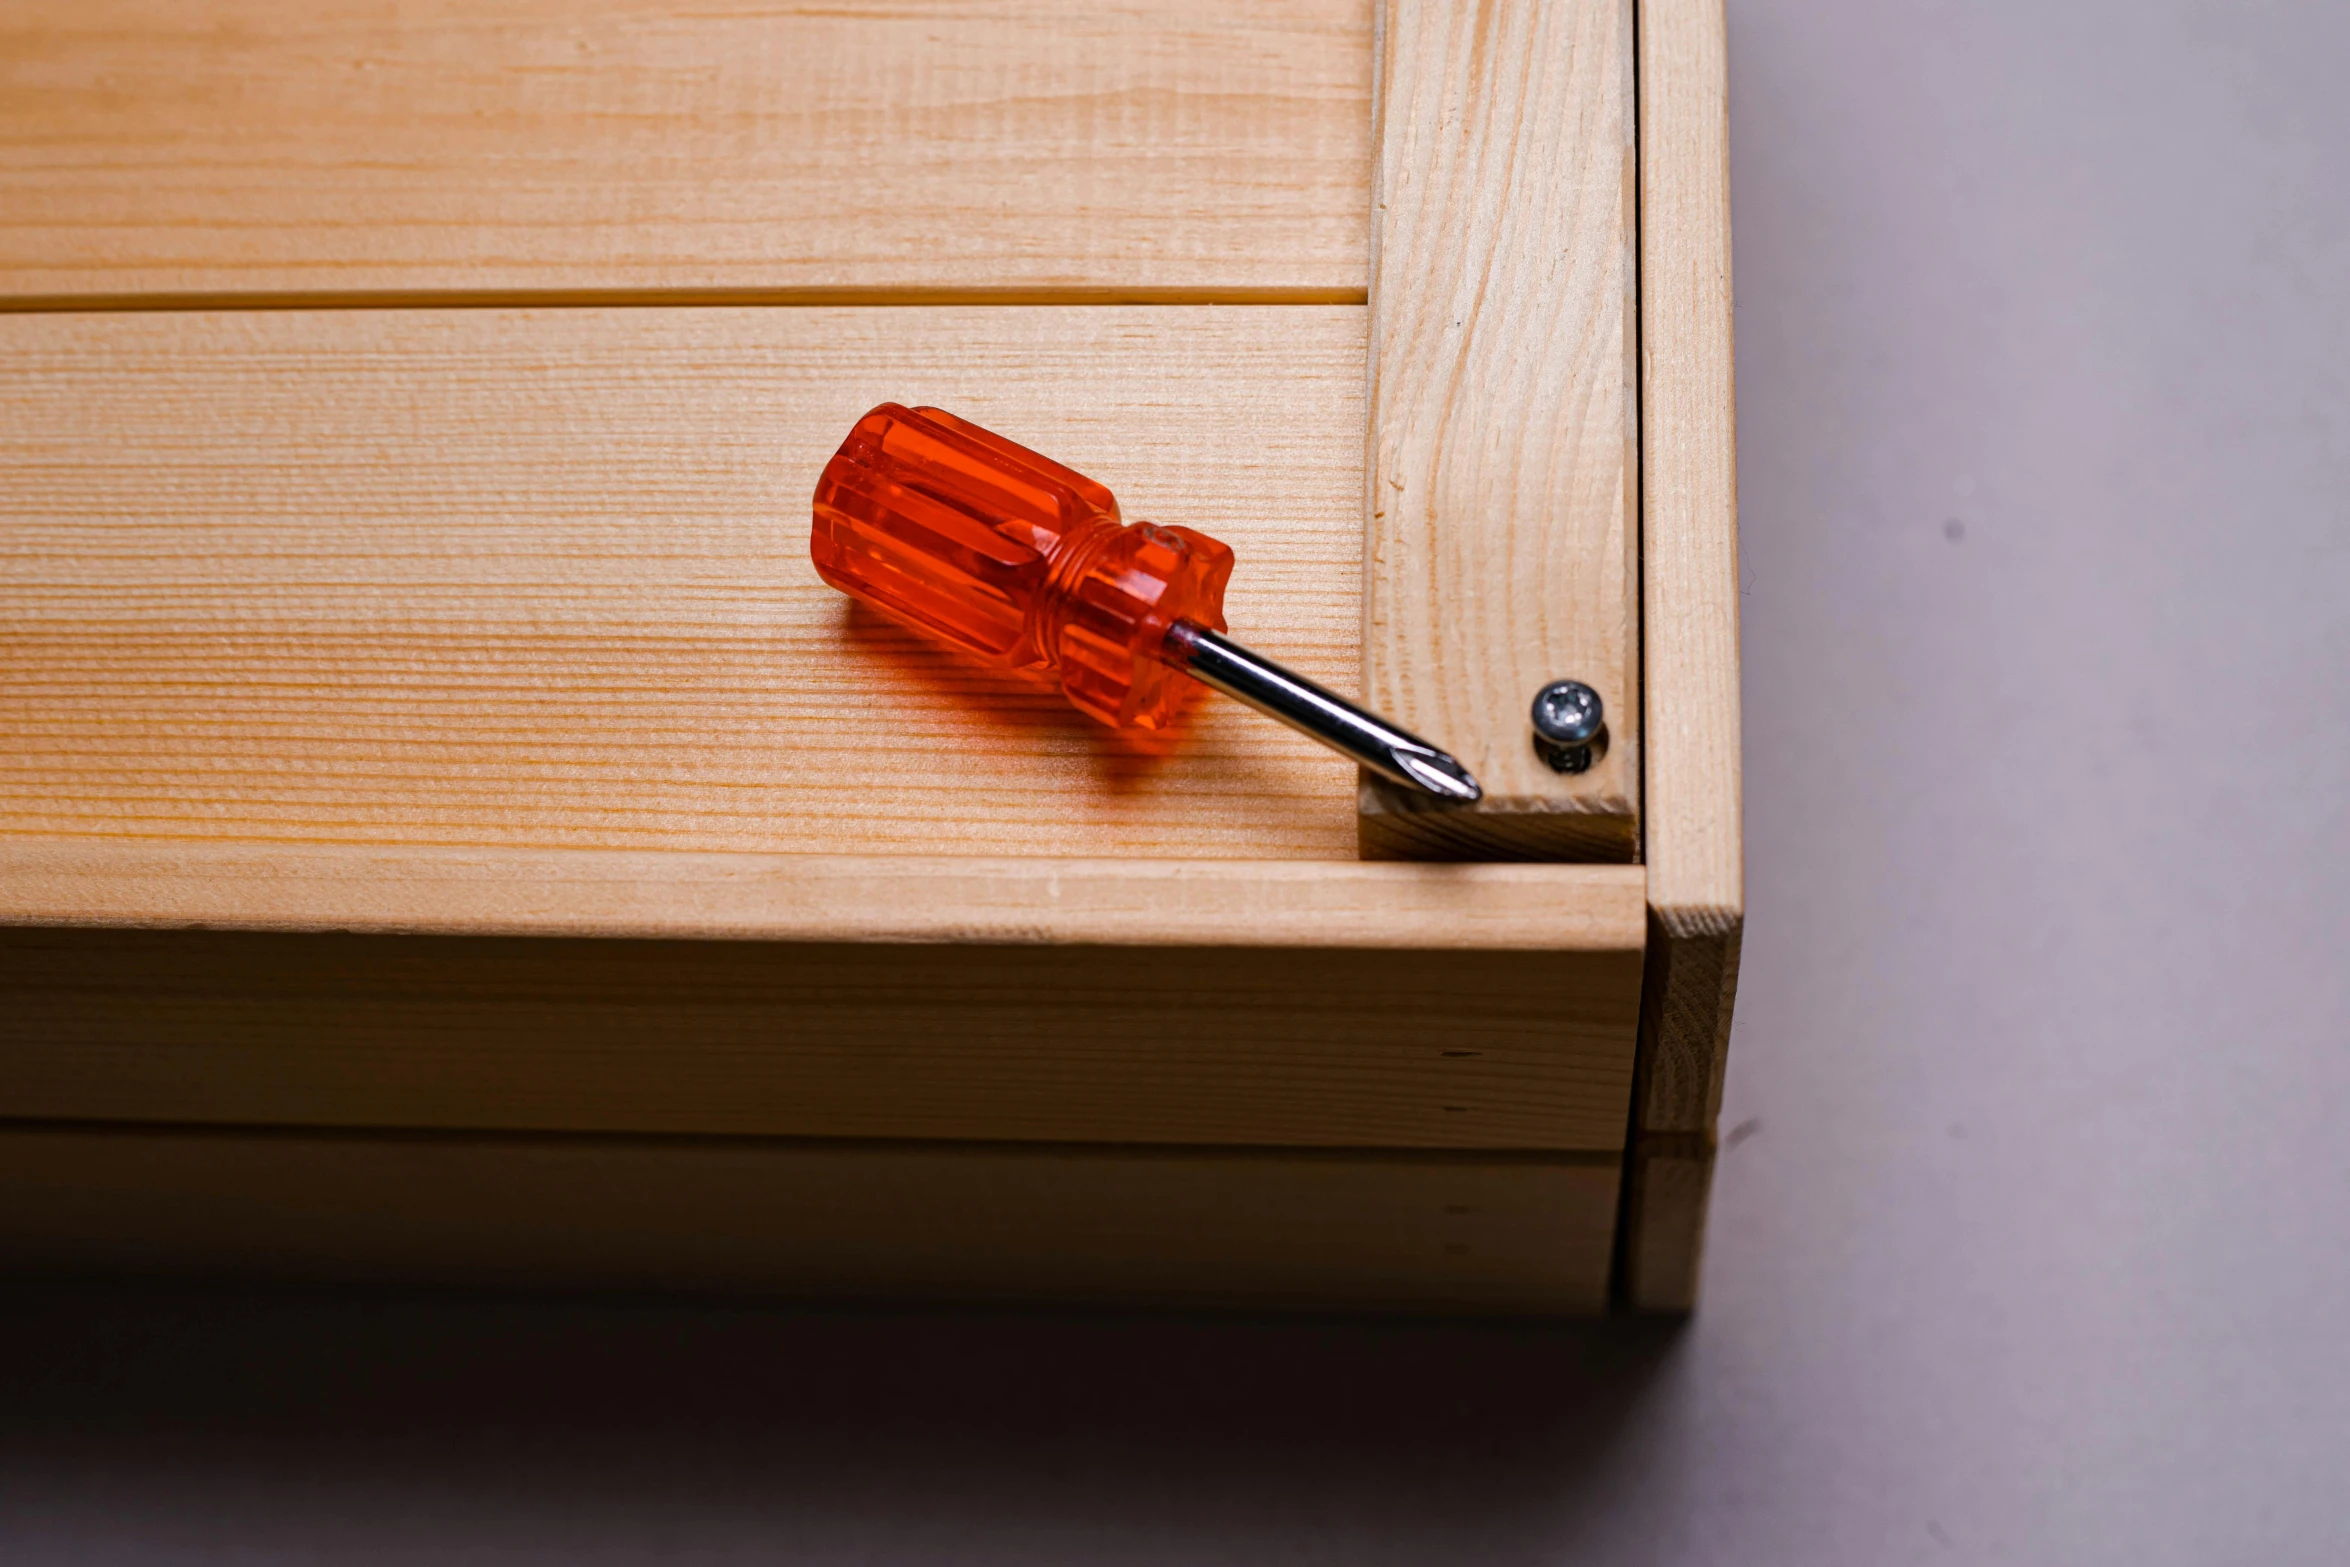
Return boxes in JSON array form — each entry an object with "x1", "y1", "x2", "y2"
[
  {"x1": 0, "y1": 845, "x2": 1647, "y2": 1155},
  {"x1": 0, "y1": 1125, "x2": 1620, "y2": 1315},
  {"x1": 0, "y1": 0, "x2": 1371, "y2": 304},
  {"x1": 1358, "y1": 0, "x2": 1640, "y2": 861},
  {"x1": 0, "y1": 305, "x2": 1374, "y2": 862},
  {"x1": 1624, "y1": 0, "x2": 1741, "y2": 1311},
  {"x1": 0, "y1": 902, "x2": 1640, "y2": 1150},
  {"x1": 1634, "y1": 0, "x2": 1742, "y2": 1133},
  {"x1": 0, "y1": 840, "x2": 1644, "y2": 950}
]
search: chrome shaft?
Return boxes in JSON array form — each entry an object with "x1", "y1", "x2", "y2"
[{"x1": 1161, "y1": 620, "x2": 1481, "y2": 803}]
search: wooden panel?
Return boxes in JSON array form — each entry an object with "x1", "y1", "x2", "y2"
[
  {"x1": 0, "y1": 305, "x2": 1373, "y2": 861},
  {"x1": 1358, "y1": 0, "x2": 1639, "y2": 861},
  {"x1": 0, "y1": 0, "x2": 1371, "y2": 304},
  {"x1": 0, "y1": 1125, "x2": 1620, "y2": 1315},
  {"x1": 1623, "y1": 0, "x2": 1741, "y2": 1311},
  {"x1": 0, "y1": 858, "x2": 1646, "y2": 1151}
]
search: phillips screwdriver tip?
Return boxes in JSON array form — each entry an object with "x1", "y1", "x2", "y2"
[{"x1": 1390, "y1": 745, "x2": 1484, "y2": 803}]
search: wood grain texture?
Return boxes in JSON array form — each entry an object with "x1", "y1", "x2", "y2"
[
  {"x1": 0, "y1": 1125, "x2": 1620, "y2": 1315},
  {"x1": 0, "y1": 912, "x2": 1640, "y2": 1150},
  {"x1": 1358, "y1": 0, "x2": 1640, "y2": 861},
  {"x1": 1617, "y1": 1129, "x2": 1711, "y2": 1312},
  {"x1": 0, "y1": 843, "x2": 1646, "y2": 1152},
  {"x1": 1619, "y1": 0, "x2": 1741, "y2": 1313},
  {"x1": 0, "y1": 305, "x2": 1376, "y2": 861},
  {"x1": 1634, "y1": 0, "x2": 1741, "y2": 1134},
  {"x1": 0, "y1": 840, "x2": 1646, "y2": 950},
  {"x1": 0, "y1": 0, "x2": 1371, "y2": 303}
]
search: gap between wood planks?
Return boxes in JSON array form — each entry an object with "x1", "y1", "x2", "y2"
[
  {"x1": 0, "y1": 287, "x2": 1368, "y2": 315},
  {"x1": 0, "y1": 1116, "x2": 1625, "y2": 1166}
]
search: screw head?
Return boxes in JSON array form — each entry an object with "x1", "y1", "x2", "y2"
[{"x1": 1530, "y1": 681, "x2": 1605, "y2": 746}]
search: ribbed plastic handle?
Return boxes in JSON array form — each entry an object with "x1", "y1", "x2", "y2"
[{"x1": 811, "y1": 404, "x2": 1234, "y2": 730}]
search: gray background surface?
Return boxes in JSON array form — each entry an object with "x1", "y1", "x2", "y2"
[{"x1": 5, "y1": 0, "x2": 2347, "y2": 1559}]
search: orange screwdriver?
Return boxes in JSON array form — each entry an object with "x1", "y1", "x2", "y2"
[{"x1": 811, "y1": 403, "x2": 1481, "y2": 801}]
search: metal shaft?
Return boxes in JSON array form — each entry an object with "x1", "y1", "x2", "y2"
[{"x1": 1160, "y1": 620, "x2": 1481, "y2": 802}]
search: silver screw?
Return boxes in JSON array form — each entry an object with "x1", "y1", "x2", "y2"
[{"x1": 1531, "y1": 681, "x2": 1606, "y2": 774}]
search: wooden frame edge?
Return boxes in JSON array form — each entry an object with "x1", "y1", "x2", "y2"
[
  {"x1": 1621, "y1": 0, "x2": 1742, "y2": 1313},
  {"x1": 0, "y1": 840, "x2": 1646, "y2": 953}
]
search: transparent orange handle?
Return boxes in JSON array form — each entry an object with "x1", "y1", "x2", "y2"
[{"x1": 811, "y1": 403, "x2": 1234, "y2": 730}]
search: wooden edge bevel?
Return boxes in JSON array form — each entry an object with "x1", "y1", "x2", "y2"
[
  {"x1": 0, "y1": 840, "x2": 1646, "y2": 954},
  {"x1": 1617, "y1": 0, "x2": 1742, "y2": 1313}
]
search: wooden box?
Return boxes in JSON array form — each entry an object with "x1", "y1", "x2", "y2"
[{"x1": 0, "y1": 0, "x2": 1739, "y2": 1314}]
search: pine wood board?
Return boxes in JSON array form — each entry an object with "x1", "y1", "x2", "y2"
[
  {"x1": 0, "y1": 847, "x2": 1646, "y2": 1152},
  {"x1": 1358, "y1": 0, "x2": 1640, "y2": 861},
  {"x1": 1623, "y1": 0, "x2": 1741, "y2": 1311},
  {"x1": 0, "y1": 909, "x2": 1640, "y2": 1151},
  {"x1": 0, "y1": 0, "x2": 1372, "y2": 304},
  {"x1": 1634, "y1": 0, "x2": 1741, "y2": 1133},
  {"x1": 0, "y1": 1124, "x2": 1620, "y2": 1315},
  {"x1": 0, "y1": 841, "x2": 1645, "y2": 950},
  {"x1": 0, "y1": 304, "x2": 1376, "y2": 862}
]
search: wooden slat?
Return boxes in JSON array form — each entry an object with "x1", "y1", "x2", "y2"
[
  {"x1": 0, "y1": 1125, "x2": 1620, "y2": 1315},
  {"x1": 0, "y1": 305, "x2": 1373, "y2": 861},
  {"x1": 1624, "y1": 0, "x2": 1741, "y2": 1311},
  {"x1": 0, "y1": 847, "x2": 1646, "y2": 1152},
  {"x1": 0, "y1": 841, "x2": 1645, "y2": 951},
  {"x1": 0, "y1": 906, "x2": 1641, "y2": 1150},
  {"x1": 0, "y1": 0, "x2": 1372, "y2": 304},
  {"x1": 1358, "y1": 0, "x2": 1640, "y2": 861},
  {"x1": 1634, "y1": 0, "x2": 1742, "y2": 1132}
]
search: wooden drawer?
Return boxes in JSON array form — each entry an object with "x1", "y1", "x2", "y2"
[{"x1": 0, "y1": 0, "x2": 1739, "y2": 1314}]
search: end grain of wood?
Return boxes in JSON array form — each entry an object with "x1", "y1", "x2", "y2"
[{"x1": 1618, "y1": 1131, "x2": 1714, "y2": 1312}]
